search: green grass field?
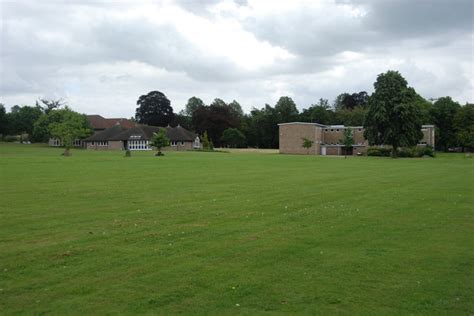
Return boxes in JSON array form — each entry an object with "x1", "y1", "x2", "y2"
[{"x1": 1, "y1": 143, "x2": 473, "y2": 314}]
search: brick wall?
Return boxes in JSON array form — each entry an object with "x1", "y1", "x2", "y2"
[{"x1": 279, "y1": 123, "x2": 321, "y2": 154}]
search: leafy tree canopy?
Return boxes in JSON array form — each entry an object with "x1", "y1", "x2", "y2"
[
  {"x1": 363, "y1": 70, "x2": 423, "y2": 156},
  {"x1": 453, "y1": 103, "x2": 474, "y2": 151},
  {"x1": 48, "y1": 108, "x2": 92, "y2": 156},
  {"x1": 275, "y1": 96, "x2": 299, "y2": 123},
  {"x1": 430, "y1": 96, "x2": 461, "y2": 151},
  {"x1": 135, "y1": 91, "x2": 175, "y2": 127},
  {"x1": 7, "y1": 105, "x2": 43, "y2": 135},
  {"x1": 150, "y1": 127, "x2": 170, "y2": 156},
  {"x1": 221, "y1": 128, "x2": 246, "y2": 148},
  {"x1": 183, "y1": 97, "x2": 205, "y2": 117}
]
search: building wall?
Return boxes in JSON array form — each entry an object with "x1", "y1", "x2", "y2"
[
  {"x1": 279, "y1": 123, "x2": 320, "y2": 154},
  {"x1": 86, "y1": 140, "x2": 123, "y2": 150},
  {"x1": 165, "y1": 141, "x2": 194, "y2": 151},
  {"x1": 280, "y1": 123, "x2": 434, "y2": 155},
  {"x1": 421, "y1": 125, "x2": 435, "y2": 147}
]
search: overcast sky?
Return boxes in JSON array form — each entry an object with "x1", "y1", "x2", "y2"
[{"x1": 1, "y1": 0, "x2": 473, "y2": 117}]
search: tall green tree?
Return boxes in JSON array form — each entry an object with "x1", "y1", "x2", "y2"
[
  {"x1": 228, "y1": 100, "x2": 244, "y2": 117},
  {"x1": 7, "y1": 105, "x2": 43, "y2": 135},
  {"x1": 221, "y1": 128, "x2": 246, "y2": 148},
  {"x1": 135, "y1": 91, "x2": 175, "y2": 127},
  {"x1": 183, "y1": 97, "x2": 205, "y2": 117},
  {"x1": 430, "y1": 96, "x2": 461, "y2": 151},
  {"x1": 302, "y1": 138, "x2": 313, "y2": 155},
  {"x1": 0, "y1": 104, "x2": 8, "y2": 135},
  {"x1": 150, "y1": 128, "x2": 170, "y2": 156},
  {"x1": 275, "y1": 96, "x2": 299, "y2": 123},
  {"x1": 340, "y1": 128, "x2": 354, "y2": 157},
  {"x1": 364, "y1": 71, "x2": 423, "y2": 157},
  {"x1": 36, "y1": 98, "x2": 64, "y2": 115},
  {"x1": 32, "y1": 107, "x2": 73, "y2": 142},
  {"x1": 453, "y1": 103, "x2": 474, "y2": 152},
  {"x1": 48, "y1": 108, "x2": 92, "y2": 156}
]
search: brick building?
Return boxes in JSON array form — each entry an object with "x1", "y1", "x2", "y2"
[{"x1": 279, "y1": 122, "x2": 435, "y2": 155}]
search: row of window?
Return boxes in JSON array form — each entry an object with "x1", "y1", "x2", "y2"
[
  {"x1": 90, "y1": 141, "x2": 108, "y2": 146},
  {"x1": 128, "y1": 140, "x2": 150, "y2": 150},
  {"x1": 322, "y1": 142, "x2": 365, "y2": 146},
  {"x1": 170, "y1": 141, "x2": 185, "y2": 146},
  {"x1": 324, "y1": 128, "x2": 363, "y2": 132}
]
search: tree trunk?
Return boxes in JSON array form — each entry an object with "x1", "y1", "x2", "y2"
[
  {"x1": 391, "y1": 146, "x2": 398, "y2": 158},
  {"x1": 63, "y1": 147, "x2": 71, "y2": 156}
]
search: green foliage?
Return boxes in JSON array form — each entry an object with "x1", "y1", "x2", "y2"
[
  {"x1": 32, "y1": 107, "x2": 72, "y2": 142},
  {"x1": 135, "y1": 91, "x2": 175, "y2": 127},
  {"x1": 192, "y1": 101, "x2": 239, "y2": 147},
  {"x1": 124, "y1": 149, "x2": 131, "y2": 157},
  {"x1": 301, "y1": 137, "x2": 314, "y2": 154},
  {"x1": 341, "y1": 128, "x2": 354, "y2": 148},
  {"x1": 3, "y1": 135, "x2": 20, "y2": 142},
  {"x1": 453, "y1": 103, "x2": 474, "y2": 151},
  {"x1": 364, "y1": 70, "x2": 423, "y2": 156},
  {"x1": 150, "y1": 127, "x2": 170, "y2": 156},
  {"x1": 221, "y1": 128, "x2": 246, "y2": 148},
  {"x1": 183, "y1": 96, "x2": 205, "y2": 117},
  {"x1": 201, "y1": 131, "x2": 211, "y2": 150},
  {"x1": 368, "y1": 146, "x2": 435, "y2": 158},
  {"x1": 367, "y1": 147, "x2": 392, "y2": 157},
  {"x1": 430, "y1": 96, "x2": 461, "y2": 151},
  {"x1": 398, "y1": 146, "x2": 435, "y2": 158},
  {"x1": 6, "y1": 105, "x2": 43, "y2": 135},
  {"x1": 275, "y1": 96, "x2": 299, "y2": 123},
  {"x1": 0, "y1": 104, "x2": 8, "y2": 135},
  {"x1": 48, "y1": 108, "x2": 92, "y2": 156}
]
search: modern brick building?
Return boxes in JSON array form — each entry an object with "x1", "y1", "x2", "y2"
[{"x1": 278, "y1": 122, "x2": 435, "y2": 155}]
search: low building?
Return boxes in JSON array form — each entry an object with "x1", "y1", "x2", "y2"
[
  {"x1": 49, "y1": 115, "x2": 136, "y2": 148},
  {"x1": 278, "y1": 122, "x2": 435, "y2": 155},
  {"x1": 83, "y1": 124, "x2": 201, "y2": 151}
]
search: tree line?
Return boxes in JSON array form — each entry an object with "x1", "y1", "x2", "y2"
[
  {"x1": 1, "y1": 70, "x2": 473, "y2": 152},
  {"x1": 134, "y1": 72, "x2": 473, "y2": 151}
]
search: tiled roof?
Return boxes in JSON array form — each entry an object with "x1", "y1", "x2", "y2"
[
  {"x1": 87, "y1": 115, "x2": 136, "y2": 130},
  {"x1": 84, "y1": 124, "x2": 198, "y2": 142},
  {"x1": 84, "y1": 124, "x2": 129, "y2": 141}
]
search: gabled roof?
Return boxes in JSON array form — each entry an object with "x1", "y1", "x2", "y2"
[
  {"x1": 87, "y1": 115, "x2": 135, "y2": 130},
  {"x1": 166, "y1": 125, "x2": 197, "y2": 141}
]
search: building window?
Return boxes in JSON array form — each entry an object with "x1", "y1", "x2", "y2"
[
  {"x1": 358, "y1": 128, "x2": 362, "y2": 132},
  {"x1": 180, "y1": 141, "x2": 184, "y2": 146},
  {"x1": 170, "y1": 141, "x2": 177, "y2": 146},
  {"x1": 128, "y1": 139, "x2": 150, "y2": 150},
  {"x1": 330, "y1": 129, "x2": 334, "y2": 132},
  {"x1": 336, "y1": 129, "x2": 340, "y2": 132},
  {"x1": 193, "y1": 137, "x2": 200, "y2": 149}
]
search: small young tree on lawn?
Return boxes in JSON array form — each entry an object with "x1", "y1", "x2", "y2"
[
  {"x1": 340, "y1": 128, "x2": 354, "y2": 157},
  {"x1": 302, "y1": 138, "x2": 314, "y2": 155},
  {"x1": 150, "y1": 128, "x2": 170, "y2": 156},
  {"x1": 202, "y1": 130, "x2": 212, "y2": 150},
  {"x1": 48, "y1": 108, "x2": 92, "y2": 156}
]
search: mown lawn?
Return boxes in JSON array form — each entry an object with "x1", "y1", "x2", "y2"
[{"x1": 0, "y1": 143, "x2": 473, "y2": 314}]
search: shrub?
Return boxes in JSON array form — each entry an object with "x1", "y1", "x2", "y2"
[
  {"x1": 367, "y1": 147, "x2": 392, "y2": 157},
  {"x1": 124, "y1": 149, "x2": 131, "y2": 157},
  {"x1": 4, "y1": 135, "x2": 20, "y2": 142},
  {"x1": 417, "y1": 146, "x2": 435, "y2": 157},
  {"x1": 399, "y1": 146, "x2": 435, "y2": 158}
]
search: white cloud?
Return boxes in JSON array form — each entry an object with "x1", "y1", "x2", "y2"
[{"x1": 0, "y1": 0, "x2": 472, "y2": 118}]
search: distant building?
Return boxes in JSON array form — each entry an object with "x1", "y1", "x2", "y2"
[
  {"x1": 83, "y1": 124, "x2": 201, "y2": 151},
  {"x1": 278, "y1": 122, "x2": 435, "y2": 155},
  {"x1": 48, "y1": 115, "x2": 136, "y2": 147}
]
